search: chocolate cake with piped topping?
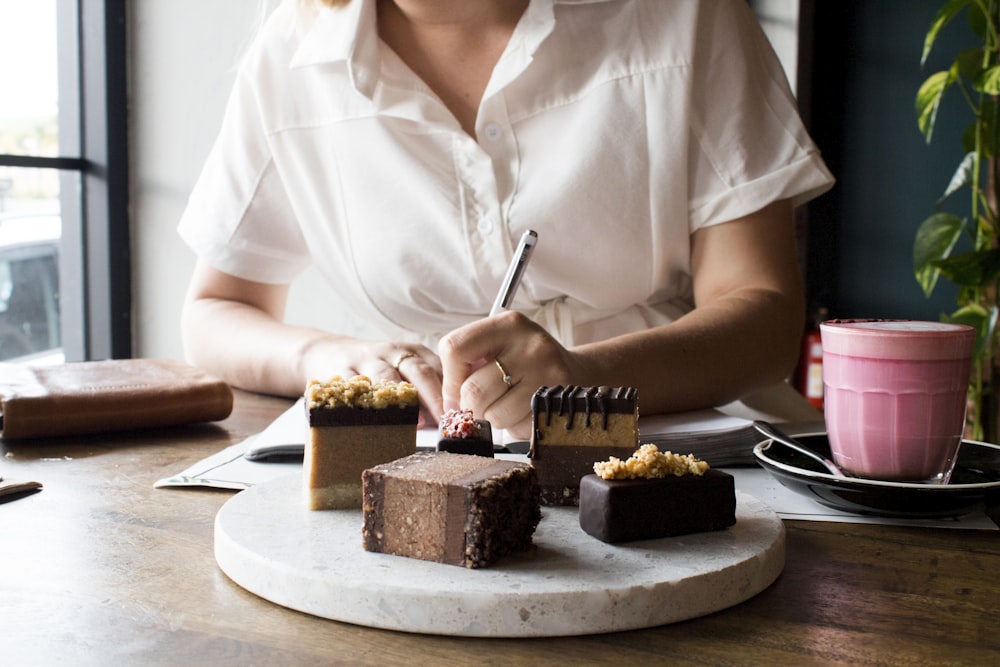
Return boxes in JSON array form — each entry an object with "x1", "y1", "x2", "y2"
[
  {"x1": 579, "y1": 444, "x2": 736, "y2": 543},
  {"x1": 303, "y1": 375, "x2": 418, "y2": 510},
  {"x1": 436, "y1": 408, "x2": 494, "y2": 457},
  {"x1": 528, "y1": 385, "x2": 639, "y2": 505},
  {"x1": 362, "y1": 452, "x2": 541, "y2": 568}
]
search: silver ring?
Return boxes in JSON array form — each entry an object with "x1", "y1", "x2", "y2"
[
  {"x1": 392, "y1": 351, "x2": 417, "y2": 371},
  {"x1": 495, "y1": 358, "x2": 513, "y2": 387}
]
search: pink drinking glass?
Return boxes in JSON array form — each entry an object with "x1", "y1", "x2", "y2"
[{"x1": 820, "y1": 320, "x2": 975, "y2": 484}]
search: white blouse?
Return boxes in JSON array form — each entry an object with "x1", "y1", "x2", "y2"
[{"x1": 178, "y1": 0, "x2": 834, "y2": 350}]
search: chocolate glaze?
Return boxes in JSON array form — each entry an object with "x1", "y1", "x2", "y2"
[
  {"x1": 531, "y1": 385, "x2": 637, "y2": 434},
  {"x1": 307, "y1": 404, "x2": 419, "y2": 427},
  {"x1": 528, "y1": 386, "x2": 639, "y2": 505},
  {"x1": 578, "y1": 470, "x2": 736, "y2": 543}
]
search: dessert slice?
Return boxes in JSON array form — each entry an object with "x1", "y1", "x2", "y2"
[
  {"x1": 436, "y1": 408, "x2": 494, "y2": 457},
  {"x1": 303, "y1": 375, "x2": 418, "y2": 510},
  {"x1": 362, "y1": 452, "x2": 541, "y2": 568},
  {"x1": 579, "y1": 444, "x2": 736, "y2": 543},
  {"x1": 528, "y1": 385, "x2": 639, "y2": 505}
]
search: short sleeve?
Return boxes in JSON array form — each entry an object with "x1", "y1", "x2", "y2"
[
  {"x1": 177, "y1": 50, "x2": 311, "y2": 285},
  {"x1": 686, "y1": 1, "x2": 834, "y2": 230}
]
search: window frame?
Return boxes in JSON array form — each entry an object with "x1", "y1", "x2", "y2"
[{"x1": 0, "y1": 0, "x2": 131, "y2": 361}]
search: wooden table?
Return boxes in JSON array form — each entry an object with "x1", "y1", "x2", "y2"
[{"x1": 2, "y1": 390, "x2": 997, "y2": 665}]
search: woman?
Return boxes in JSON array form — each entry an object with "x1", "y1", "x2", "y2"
[{"x1": 179, "y1": 0, "x2": 834, "y2": 437}]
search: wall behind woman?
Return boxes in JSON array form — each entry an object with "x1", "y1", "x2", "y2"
[{"x1": 130, "y1": 0, "x2": 374, "y2": 361}]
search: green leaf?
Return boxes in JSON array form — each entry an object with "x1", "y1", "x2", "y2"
[
  {"x1": 949, "y1": 302, "x2": 989, "y2": 327},
  {"x1": 916, "y1": 69, "x2": 957, "y2": 141},
  {"x1": 914, "y1": 212, "x2": 965, "y2": 296},
  {"x1": 938, "y1": 151, "x2": 976, "y2": 204},
  {"x1": 922, "y1": 0, "x2": 974, "y2": 65},
  {"x1": 948, "y1": 303, "x2": 998, "y2": 362},
  {"x1": 975, "y1": 213, "x2": 994, "y2": 245},
  {"x1": 956, "y1": 47, "x2": 986, "y2": 81},
  {"x1": 962, "y1": 121, "x2": 978, "y2": 153},
  {"x1": 933, "y1": 247, "x2": 1000, "y2": 287},
  {"x1": 966, "y1": 0, "x2": 990, "y2": 40},
  {"x1": 979, "y1": 64, "x2": 1000, "y2": 94}
]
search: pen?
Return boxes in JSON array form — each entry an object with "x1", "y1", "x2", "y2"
[{"x1": 489, "y1": 229, "x2": 538, "y2": 317}]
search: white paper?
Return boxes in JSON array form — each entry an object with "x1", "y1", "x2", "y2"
[{"x1": 639, "y1": 409, "x2": 752, "y2": 436}]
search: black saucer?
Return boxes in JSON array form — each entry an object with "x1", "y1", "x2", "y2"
[{"x1": 753, "y1": 433, "x2": 1000, "y2": 518}]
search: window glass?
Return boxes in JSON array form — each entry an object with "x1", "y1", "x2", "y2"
[
  {"x1": 1, "y1": 0, "x2": 125, "y2": 363},
  {"x1": 0, "y1": 0, "x2": 59, "y2": 157},
  {"x1": 0, "y1": 200, "x2": 61, "y2": 362},
  {"x1": 0, "y1": 0, "x2": 65, "y2": 362}
]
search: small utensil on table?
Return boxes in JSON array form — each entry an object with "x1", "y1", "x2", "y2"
[
  {"x1": 0, "y1": 475, "x2": 43, "y2": 503},
  {"x1": 753, "y1": 420, "x2": 848, "y2": 477}
]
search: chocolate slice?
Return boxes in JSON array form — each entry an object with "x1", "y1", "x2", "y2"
[
  {"x1": 578, "y1": 469, "x2": 736, "y2": 543},
  {"x1": 529, "y1": 385, "x2": 639, "y2": 505},
  {"x1": 362, "y1": 452, "x2": 540, "y2": 568}
]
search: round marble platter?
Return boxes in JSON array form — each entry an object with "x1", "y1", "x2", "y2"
[{"x1": 214, "y1": 473, "x2": 785, "y2": 637}]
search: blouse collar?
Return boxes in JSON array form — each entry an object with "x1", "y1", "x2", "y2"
[{"x1": 290, "y1": 0, "x2": 616, "y2": 98}]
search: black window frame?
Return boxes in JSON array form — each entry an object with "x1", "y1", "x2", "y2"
[{"x1": 0, "y1": 0, "x2": 131, "y2": 361}]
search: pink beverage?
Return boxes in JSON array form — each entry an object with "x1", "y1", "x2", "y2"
[{"x1": 820, "y1": 320, "x2": 975, "y2": 483}]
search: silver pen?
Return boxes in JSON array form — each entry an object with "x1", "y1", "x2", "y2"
[{"x1": 489, "y1": 229, "x2": 538, "y2": 317}]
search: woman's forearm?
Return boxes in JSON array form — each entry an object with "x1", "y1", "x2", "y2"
[
  {"x1": 181, "y1": 294, "x2": 346, "y2": 397},
  {"x1": 572, "y1": 284, "x2": 803, "y2": 414},
  {"x1": 573, "y1": 199, "x2": 805, "y2": 414}
]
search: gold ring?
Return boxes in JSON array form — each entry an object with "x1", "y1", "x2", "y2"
[
  {"x1": 495, "y1": 358, "x2": 513, "y2": 387},
  {"x1": 392, "y1": 351, "x2": 417, "y2": 371}
]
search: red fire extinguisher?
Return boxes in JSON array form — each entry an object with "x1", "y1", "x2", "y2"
[{"x1": 797, "y1": 307, "x2": 827, "y2": 410}]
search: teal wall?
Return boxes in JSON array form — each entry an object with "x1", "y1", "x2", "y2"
[{"x1": 807, "y1": 0, "x2": 976, "y2": 320}]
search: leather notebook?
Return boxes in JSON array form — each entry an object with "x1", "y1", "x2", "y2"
[{"x1": 0, "y1": 358, "x2": 234, "y2": 440}]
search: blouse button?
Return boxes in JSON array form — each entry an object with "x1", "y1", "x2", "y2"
[
  {"x1": 477, "y1": 218, "x2": 494, "y2": 234},
  {"x1": 483, "y1": 123, "x2": 503, "y2": 142}
]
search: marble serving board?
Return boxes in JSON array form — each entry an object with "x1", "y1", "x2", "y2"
[{"x1": 215, "y1": 474, "x2": 785, "y2": 637}]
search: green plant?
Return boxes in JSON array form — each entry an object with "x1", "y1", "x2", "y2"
[{"x1": 915, "y1": 0, "x2": 1000, "y2": 440}]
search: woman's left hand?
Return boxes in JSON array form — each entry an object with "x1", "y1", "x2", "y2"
[{"x1": 438, "y1": 311, "x2": 584, "y2": 439}]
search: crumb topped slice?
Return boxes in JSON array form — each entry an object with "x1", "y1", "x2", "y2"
[
  {"x1": 581, "y1": 445, "x2": 734, "y2": 543},
  {"x1": 306, "y1": 375, "x2": 418, "y2": 410},
  {"x1": 303, "y1": 374, "x2": 419, "y2": 510},
  {"x1": 593, "y1": 444, "x2": 709, "y2": 480}
]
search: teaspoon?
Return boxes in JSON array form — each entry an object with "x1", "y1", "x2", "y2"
[{"x1": 752, "y1": 420, "x2": 848, "y2": 477}]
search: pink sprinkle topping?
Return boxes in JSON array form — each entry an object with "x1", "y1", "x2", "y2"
[{"x1": 440, "y1": 409, "x2": 482, "y2": 439}]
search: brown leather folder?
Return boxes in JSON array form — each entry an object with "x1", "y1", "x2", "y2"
[{"x1": 0, "y1": 358, "x2": 234, "y2": 439}]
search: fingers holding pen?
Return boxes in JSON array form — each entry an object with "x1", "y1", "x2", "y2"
[
  {"x1": 438, "y1": 228, "x2": 544, "y2": 433},
  {"x1": 438, "y1": 310, "x2": 577, "y2": 436}
]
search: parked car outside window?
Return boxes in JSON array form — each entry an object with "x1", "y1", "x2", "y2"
[{"x1": 0, "y1": 214, "x2": 61, "y2": 362}]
